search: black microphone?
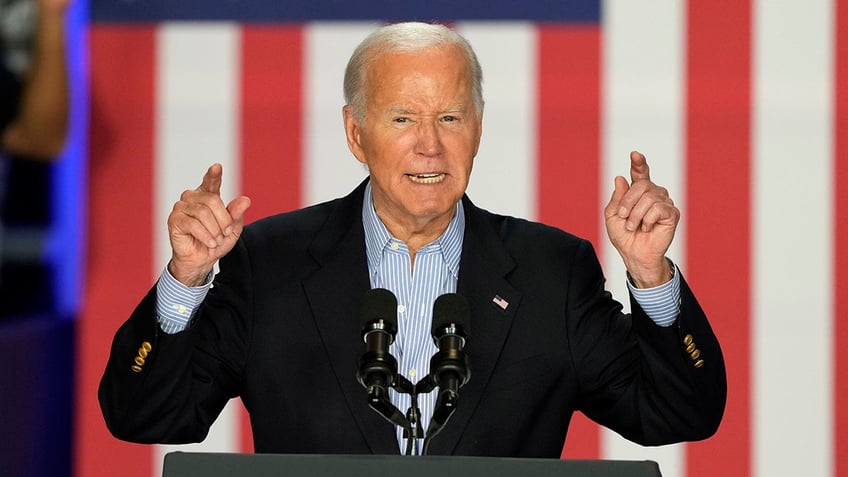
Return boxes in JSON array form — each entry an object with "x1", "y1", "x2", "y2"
[
  {"x1": 356, "y1": 288, "x2": 399, "y2": 404},
  {"x1": 427, "y1": 293, "x2": 471, "y2": 435}
]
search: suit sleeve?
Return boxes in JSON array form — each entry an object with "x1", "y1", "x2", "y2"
[
  {"x1": 567, "y1": 240, "x2": 727, "y2": 446},
  {"x1": 98, "y1": 240, "x2": 254, "y2": 444}
]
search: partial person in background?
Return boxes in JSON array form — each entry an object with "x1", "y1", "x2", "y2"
[{"x1": 0, "y1": 0, "x2": 70, "y2": 318}]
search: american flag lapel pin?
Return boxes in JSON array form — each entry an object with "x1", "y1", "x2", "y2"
[{"x1": 492, "y1": 294, "x2": 509, "y2": 310}]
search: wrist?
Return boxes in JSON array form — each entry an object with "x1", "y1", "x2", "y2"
[
  {"x1": 626, "y1": 257, "x2": 675, "y2": 289},
  {"x1": 167, "y1": 260, "x2": 213, "y2": 287}
]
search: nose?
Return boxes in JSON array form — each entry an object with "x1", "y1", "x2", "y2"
[{"x1": 414, "y1": 120, "x2": 443, "y2": 157}]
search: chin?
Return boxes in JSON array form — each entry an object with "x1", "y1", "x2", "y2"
[{"x1": 413, "y1": 204, "x2": 456, "y2": 220}]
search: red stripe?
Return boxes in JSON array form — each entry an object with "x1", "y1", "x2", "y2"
[
  {"x1": 685, "y1": 1, "x2": 752, "y2": 476},
  {"x1": 536, "y1": 25, "x2": 603, "y2": 459},
  {"x1": 76, "y1": 26, "x2": 156, "y2": 477},
  {"x1": 834, "y1": 0, "x2": 848, "y2": 473},
  {"x1": 240, "y1": 26, "x2": 304, "y2": 225},
  {"x1": 238, "y1": 26, "x2": 305, "y2": 452}
]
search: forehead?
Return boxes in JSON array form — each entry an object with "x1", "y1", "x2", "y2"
[{"x1": 365, "y1": 46, "x2": 473, "y2": 103}]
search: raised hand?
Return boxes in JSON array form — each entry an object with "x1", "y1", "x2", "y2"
[
  {"x1": 604, "y1": 151, "x2": 679, "y2": 288},
  {"x1": 166, "y1": 164, "x2": 251, "y2": 286}
]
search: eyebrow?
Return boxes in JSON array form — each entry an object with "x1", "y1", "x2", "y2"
[{"x1": 388, "y1": 105, "x2": 467, "y2": 115}]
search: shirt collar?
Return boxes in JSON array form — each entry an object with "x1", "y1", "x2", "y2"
[{"x1": 362, "y1": 180, "x2": 464, "y2": 279}]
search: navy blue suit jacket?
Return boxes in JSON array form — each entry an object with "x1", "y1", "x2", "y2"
[{"x1": 100, "y1": 179, "x2": 726, "y2": 456}]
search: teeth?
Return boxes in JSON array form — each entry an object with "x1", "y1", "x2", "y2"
[{"x1": 408, "y1": 173, "x2": 445, "y2": 184}]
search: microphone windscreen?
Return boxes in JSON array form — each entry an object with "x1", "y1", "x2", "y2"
[
  {"x1": 432, "y1": 293, "x2": 470, "y2": 334},
  {"x1": 359, "y1": 288, "x2": 399, "y2": 333}
]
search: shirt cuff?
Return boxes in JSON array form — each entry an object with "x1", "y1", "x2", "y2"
[
  {"x1": 155, "y1": 267, "x2": 213, "y2": 334},
  {"x1": 626, "y1": 262, "x2": 681, "y2": 327}
]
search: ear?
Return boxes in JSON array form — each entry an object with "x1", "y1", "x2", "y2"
[
  {"x1": 471, "y1": 112, "x2": 483, "y2": 158},
  {"x1": 343, "y1": 105, "x2": 367, "y2": 165}
]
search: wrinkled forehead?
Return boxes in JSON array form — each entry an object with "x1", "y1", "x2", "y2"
[
  {"x1": 368, "y1": 43, "x2": 468, "y2": 73},
  {"x1": 366, "y1": 45, "x2": 472, "y2": 90},
  {"x1": 368, "y1": 47, "x2": 475, "y2": 106}
]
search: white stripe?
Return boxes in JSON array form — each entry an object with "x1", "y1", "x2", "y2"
[
  {"x1": 601, "y1": 1, "x2": 686, "y2": 475},
  {"x1": 153, "y1": 23, "x2": 242, "y2": 474},
  {"x1": 304, "y1": 22, "x2": 376, "y2": 205},
  {"x1": 457, "y1": 22, "x2": 537, "y2": 220},
  {"x1": 752, "y1": 1, "x2": 834, "y2": 476}
]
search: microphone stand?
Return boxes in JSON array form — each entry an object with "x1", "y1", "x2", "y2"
[
  {"x1": 422, "y1": 391, "x2": 457, "y2": 455},
  {"x1": 368, "y1": 370, "x2": 463, "y2": 456},
  {"x1": 394, "y1": 375, "x2": 422, "y2": 455},
  {"x1": 359, "y1": 355, "x2": 441, "y2": 456},
  {"x1": 411, "y1": 374, "x2": 459, "y2": 456},
  {"x1": 365, "y1": 384, "x2": 411, "y2": 445}
]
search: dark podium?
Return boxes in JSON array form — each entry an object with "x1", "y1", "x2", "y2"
[{"x1": 162, "y1": 452, "x2": 662, "y2": 477}]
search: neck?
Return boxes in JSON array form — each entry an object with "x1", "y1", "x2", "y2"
[
  {"x1": 381, "y1": 216, "x2": 452, "y2": 256},
  {"x1": 375, "y1": 208, "x2": 454, "y2": 259}
]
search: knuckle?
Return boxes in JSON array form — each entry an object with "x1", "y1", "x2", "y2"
[{"x1": 171, "y1": 200, "x2": 186, "y2": 215}]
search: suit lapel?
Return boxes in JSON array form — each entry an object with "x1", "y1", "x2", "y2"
[
  {"x1": 302, "y1": 181, "x2": 399, "y2": 454},
  {"x1": 426, "y1": 197, "x2": 522, "y2": 455}
]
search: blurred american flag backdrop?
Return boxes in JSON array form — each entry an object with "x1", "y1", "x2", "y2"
[{"x1": 76, "y1": 1, "x2": 848, "y2": 476}]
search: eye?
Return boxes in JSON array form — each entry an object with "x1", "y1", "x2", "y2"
[
  {"x1": 393, "y1": 117, "x2": 409, "y2": 124},
  {"x1": 441, "y1": 115, "x2": 458, "y2": 123}
]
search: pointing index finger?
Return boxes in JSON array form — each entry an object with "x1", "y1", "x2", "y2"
[
  {"x1": 629, "y1": 150, "x2": 651, "y2": 182},
  {"x1": 198, "y1": 163, "x2": 223, "y2": 195}
]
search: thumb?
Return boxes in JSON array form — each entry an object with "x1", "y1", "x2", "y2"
[{"x1": 227, "y1": 196, "x2": 252, "y2": 224}]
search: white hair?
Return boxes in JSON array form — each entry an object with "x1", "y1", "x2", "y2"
[{"x1": 343, "y1": 22, "x2": 484, "y2": 122}]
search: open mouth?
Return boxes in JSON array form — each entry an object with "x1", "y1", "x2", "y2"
[{"x1": 407, "y1": 173, "x2": 446, "y2": 184}]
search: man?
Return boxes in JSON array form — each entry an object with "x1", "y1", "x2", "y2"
[{"x1": 100, "y1": 22, "x2": 726, "y2": 457}]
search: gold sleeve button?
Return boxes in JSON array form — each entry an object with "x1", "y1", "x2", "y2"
[
  {"x1": 683, "y1": 334, "x2": 694, "y2": 346},
  {"x1": 132, "y1": 342, "x2": 153, "y2": 372},
  {"x1": 694, "y1": 359, "x2": 705, "y2": 368}
]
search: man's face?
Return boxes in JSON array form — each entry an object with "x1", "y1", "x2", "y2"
[{"x1": 343, "y1": 45, "x2": 482, "y2": 235}]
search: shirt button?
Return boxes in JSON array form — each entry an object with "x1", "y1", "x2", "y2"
[
  {"x1": 409, "y1": 368, "x2": 417, "y2": 378},
  {"x1": 398, "y1": 304, "x2": 406, "y2": 313},
  {"x1": 390, "y1": 242, "x2": 399, "y2": 250},
  {"x1": 175, "y1": 304, "x2": 188, "y2": 314}
]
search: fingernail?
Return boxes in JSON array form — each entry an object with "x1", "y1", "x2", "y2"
[
  {"x1": 618, "y1": 207, "x2": 628, "y2": 218},
  {"x1": 626, "y1": 221, "x2": 635, "y2": 231},
  {"x1": 225, "y1": 226, "x2": 233, "y2": 236},
  {"x1": 208, "y1": 240, "x2": 217, "y2": 248}
]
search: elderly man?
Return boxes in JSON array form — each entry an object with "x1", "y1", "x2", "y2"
[{"x1": 100, "y1": 22, "x2": 725, "y2": 457}]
